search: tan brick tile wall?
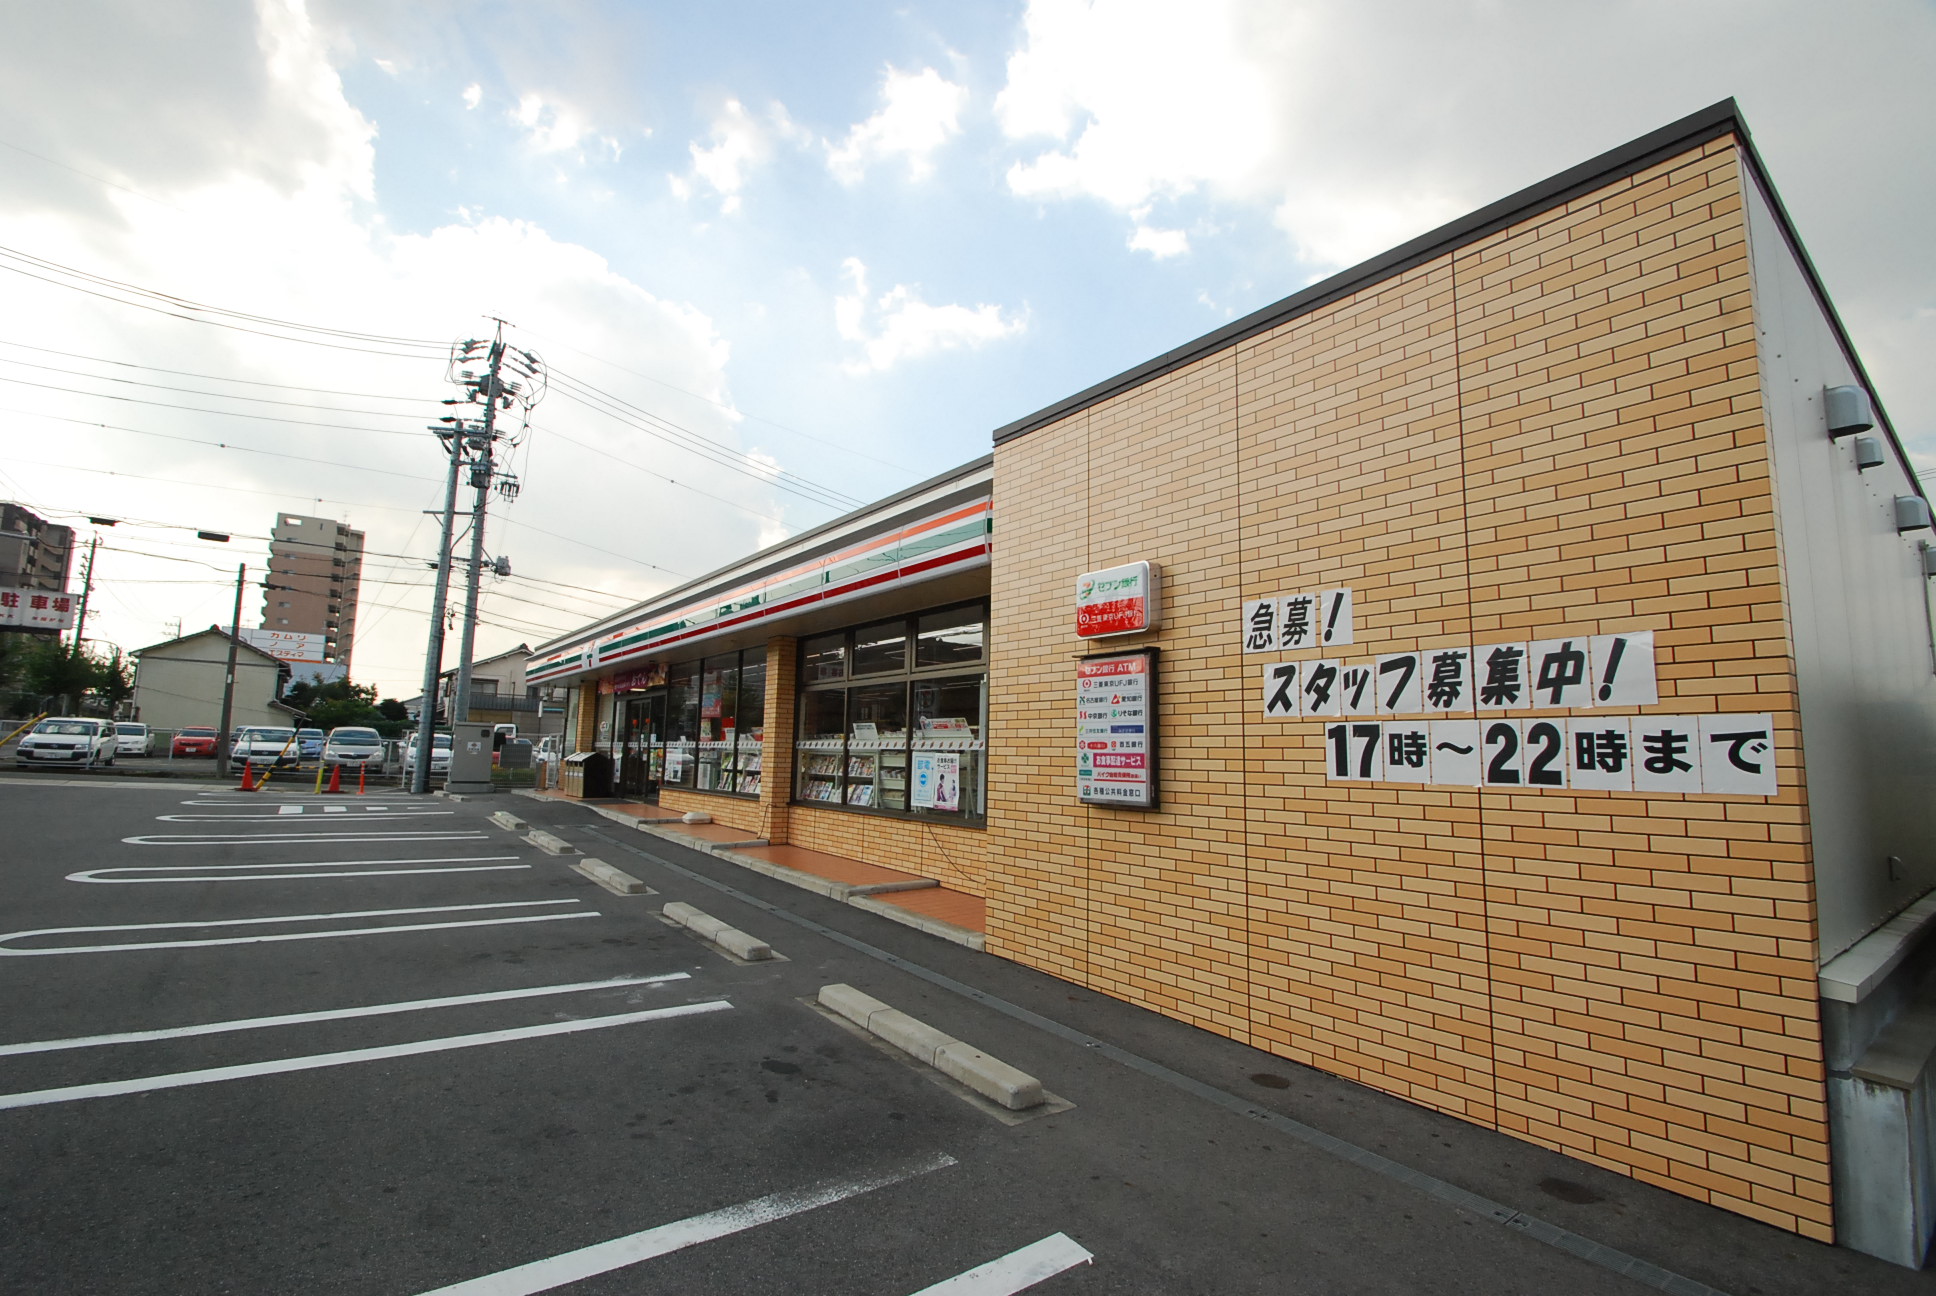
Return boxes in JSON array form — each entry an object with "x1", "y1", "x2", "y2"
[{"x1": 985, "y1": 136, "x2": 1831, "y2": 1239}]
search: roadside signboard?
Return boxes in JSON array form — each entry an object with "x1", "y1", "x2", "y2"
[
  {"x1": 1076, "y1": 562, "x2": 1159, "y2": 638},
  {"x1": 228, "y1": 627, "x2": 326, "y2": 664},
  {"x1": 0, "y1": 590, "x2": 75, "y2": 630},
  {"x1": 1077, "y1": 648, "x2": 1157, "y2": 808}
]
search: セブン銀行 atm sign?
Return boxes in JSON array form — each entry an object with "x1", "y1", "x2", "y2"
[{"x1": 1075, "y1": 562, "x2": 1160, "y2": 638}]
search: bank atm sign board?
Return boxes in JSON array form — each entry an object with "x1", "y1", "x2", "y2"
[
  {"x1": 1077, "y1": 648, "x2": 1157, "y2": 808},
  {"x1": 1076, "y1": 562, "x2": 1158, "y2": 638}
]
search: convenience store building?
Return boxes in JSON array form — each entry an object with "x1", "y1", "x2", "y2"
[{"x1": 527, "y1": 102, "x2": 1936, "y2": 1264}]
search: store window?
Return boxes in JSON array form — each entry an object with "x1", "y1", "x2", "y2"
[
  {"x1": 795, "y1": 602, "x2": 986, "y2": 823},
  {"x1": 662, "y1": 647, "x2": 767, "y2": 798}
]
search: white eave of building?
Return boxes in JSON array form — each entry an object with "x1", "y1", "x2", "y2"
[{"x1": 526, "y1": 455, "x2": 992, "y2": 688}]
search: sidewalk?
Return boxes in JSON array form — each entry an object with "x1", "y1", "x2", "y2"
[{"x1": 521, "y1": 788, "x2": 986, "y2": 949}]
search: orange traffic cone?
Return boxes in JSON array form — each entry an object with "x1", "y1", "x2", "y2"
[
  {"x1": 325, "y1": 764, "x2": 343, "y2": 794},
  {"x1": 238, "y1": 762, "x2": 256, "y2": 791}
]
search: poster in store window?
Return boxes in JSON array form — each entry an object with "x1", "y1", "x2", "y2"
[
  {"x1": 1076, "y1": 648, "x2": 1157, "y2": 808},
  {"x1": 912, "y1": 751, "x2": 961, "y2": 811}
]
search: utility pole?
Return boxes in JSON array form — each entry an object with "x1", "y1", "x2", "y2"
[
  {"x1": 452, "y1": 327, "x2": 507, "y2": 725},
  {"x1": 451, "y1": 322, "x2": 537, "y2": 726},
  {"x1": 216, "y1": 563, "x2": 245, "y2": 777},
  {"x1": 410, "y1": 323, "x2": 539, "y2": 792},
  {"x1": 70, "y1": 533, "x2": 99, "y2": 656},
  {"x1": 410, "y1": 426, "x2": 466, "y2": 795}
]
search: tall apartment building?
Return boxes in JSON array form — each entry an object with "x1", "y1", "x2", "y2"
[
  {"x1": 0, "y1": 503, "x2": 75, "y2": 592},
  {"x1": 262, "y1": 512, "x2": 363, "y2": 669}
]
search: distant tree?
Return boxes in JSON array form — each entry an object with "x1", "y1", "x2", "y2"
[
  {"x1": 96, "y1": 649, "x2": 134, "y2": 714},
  {"x1": 285, "y1": 677, "x2": 402, "y2": 734},
  {"x1": 373, "y1": 697, "x2": 410, "y2": 737},
  {"x1": 23, "y1": 638, "x2": 101, "y2": 712}
]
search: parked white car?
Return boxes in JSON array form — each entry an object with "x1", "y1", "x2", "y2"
[
  {"x1": 402, "y1": 732, "x2": 452, "y2": 778},
  {"x1": 16, "y1": 717, "x2": 116, "y2": 769},
  {"x1": 113, "y1": 722, "x2": 152, "y2": 756},
  {"x1": 233, "y1": 726, "x2": 301, "y2": 768},
  {"x1": 323, "y1": 726, "x2": 385, "y2": 767}
]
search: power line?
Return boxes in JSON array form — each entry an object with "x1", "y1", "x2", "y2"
[
  {"x1": 0, "y1": 242, "x2": 446, "y2": 353},
  {"x1": 5, "y1": 455, "x2": 429, "y2": 513},
  {"x1": 0, "y1": 354, "x2": 430, "y2": 419},
  {"x1": 0, "y1": 375, "x2": 423, "y2": 437},
  {"x1": 546, "y1": 368, "x2": 861, "y2": 511},
  {"x1": 3, "y1": 408, "x2": 443, "y2": 480},
  {"x1": 0, "y1": 337, "x2": 429, "y2": 402},
  {"x1": 531, "y1": 421, "x2": 787, "y2": 526},
  {"x1": 521, "y1": 325, "x2": 917, "y2": 474}
]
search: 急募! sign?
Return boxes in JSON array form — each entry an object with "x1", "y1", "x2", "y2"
[{"x1": 1075, "y1": 562, "x2": 1159, "y2": 638}]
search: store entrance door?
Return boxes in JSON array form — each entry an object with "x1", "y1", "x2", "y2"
[{"x1": 617, "y1": 692, "x2": 666, "y2": 798}]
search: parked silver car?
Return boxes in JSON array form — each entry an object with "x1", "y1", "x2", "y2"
[
  {"x1": 323, "y1": 726, "x2": 385, "y2": 767},
  {"x1": 16, "y1": 717, "x2": 116, "y2": 769}
]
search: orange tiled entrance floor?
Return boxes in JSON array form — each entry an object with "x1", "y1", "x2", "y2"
[
  {"x1": 534, "y1": 793, "x2": 986, "y2": 936},
  {"x1": 733, "y1": 844, "x2": 985, "y2": 934}
]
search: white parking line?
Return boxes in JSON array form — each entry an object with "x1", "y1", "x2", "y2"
[
  {"x1": 907, "y1": 1234, "x2": 1095, "y2": 1295},
  {"x1": 122, "y1": 831, "x2": 490, "y2": 845},
  {"x1": 156, "y1": 810, "x2": 452, "y2": 821},
  {"x1": 0, "y1": 973, "x2": 693, "y2": 1057},
  {"x1": 0, "y1": 999, "x2": 733, "y2": 1112},
  {"x1": 0, "y1": 900, "x2": 595, "y2": 956},
  {"x1": 416, "y1": 1152, "x2": 960, "y2": 1296},
  {"x1": 68, "y1": 858, "x2": 528, "y2": 884}
]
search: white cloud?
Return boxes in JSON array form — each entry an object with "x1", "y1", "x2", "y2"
[
  {"x1": 1271, "y1": 186, "x2": 1464, "y2": 270},
  {"x1": 510, "y1": 91, "x2": 620, "y2": 160},
  {"x1": 834, "y1": 258, "x2": 1026, "y2": 374},
  {"x1": 827, "y1": 66, "x2": 968, "y2": 184},
  {"x1": 462, "y1": 82, "x2": 481, "y2": 110},
  {"x1": 0, "y1": 0, "x2": 789, "y2": 698},
  {"x1": 997, "y1": 0, "x2": 1275, "y2": 209},
  {"x1": 674, "y1": 99, "x2": 801, "y2": 214},
  {"x1": 1128, "y1": 222, "x2": 1189, "y2": 259}
]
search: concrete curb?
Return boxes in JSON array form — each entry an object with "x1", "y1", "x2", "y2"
[
  {"x1": 524, "y1": 829, "x2": 578, "y2": 856},
  {"x1": 663, "y1": 902, "x2": 773, "y2": 961},
  {"x1": 488, "y1": 811, "x2": 527, "y2": 831},
  {"x1": 847, "y1": 894, "x2": 987, "y2": 952},
  {"x1": 571, "y1": 858, "x2": 650, "y2": 895},
  {"x1": 817, "y1": 984, "x2": 1043, "y2": 1110},
  {"x1": 848, "y1": 879, "x2": 939, "y2": 896},
  {"x1": 633, "y1": 822, "x2": 768, "y2": 850},
  {"x1": 546, "y1": 798, "x2": 986, "y2": 951}
]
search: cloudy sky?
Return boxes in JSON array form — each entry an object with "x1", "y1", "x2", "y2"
[{"x1": 3, "y1": 0, "x2": 1932, "y2": 701}]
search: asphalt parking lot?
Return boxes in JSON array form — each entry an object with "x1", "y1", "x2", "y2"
[{"x1": 0, "y1": 776, "x2": 1923, "y2": 1293}]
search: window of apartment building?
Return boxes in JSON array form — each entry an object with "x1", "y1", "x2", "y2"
[
  {"x1": 658, "y1": 647, "x2": 767, "y2": 797},
  {"x1": 795, "y1": 602, "x2": 985, "y2": 822}
]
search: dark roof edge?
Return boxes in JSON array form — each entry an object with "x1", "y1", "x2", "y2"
[
  {"x1": 528, "y1": 454, "x2": 994, "y2": 659},
  {"x1": 1727, "y1": 124, "x2": 1924, "y2": 500},
  {"x1": 992, "y1": 99, "x2": 1746, "y2": 446},
  {"x1": 132, "y1": 625, "x2": 282, "y2": 662}
]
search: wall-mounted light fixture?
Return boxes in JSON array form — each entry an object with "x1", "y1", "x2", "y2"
[{"x1": 1825, "y1": 384, "x2": 1875, "y2": 438}]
